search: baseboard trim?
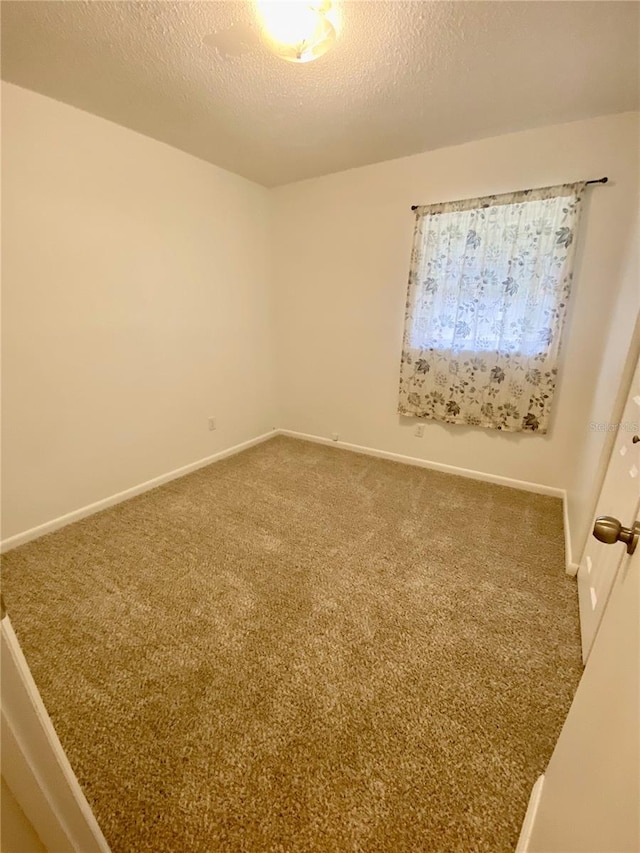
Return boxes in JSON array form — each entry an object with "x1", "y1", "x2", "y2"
[
  {"x1": 1, "y1": 428, "x2": 572, "y2": 559},
  {"x1": 562, "y1": 493, "x2": 579, "y2": 576},
  {"x1": 0, "y1": 430, "x2": 277, "y2": 553},
  {"x1": 515, "y1": 774, "x2": 544, "y2": 853},
  {"x1": 277, "y1": 429, "x2": 565, "y2": 498}
]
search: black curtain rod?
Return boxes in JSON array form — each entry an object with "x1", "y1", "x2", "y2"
[{"x1": 410, "y1": 177, "x2": 608, "y2": 211}]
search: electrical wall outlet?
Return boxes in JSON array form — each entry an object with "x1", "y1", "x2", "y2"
[
  {"x1": 208, "y1": 417, "x2": 216, "y2": 431},
  {"x1": 331, "y1": 432, "x2": 339, "y2": 442},
  {"x1": 414, "y1": 424, "x2": 425, "y2": 437}
]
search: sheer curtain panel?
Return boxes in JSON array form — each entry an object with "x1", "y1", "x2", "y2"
[{"x1": 398, "y1": 183, "x2": 586, "y2": 433}]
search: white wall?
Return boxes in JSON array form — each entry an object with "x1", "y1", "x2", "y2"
[
  {"x1": 271, "y1": 113, "x2": 639, "y2": 560},
  {"x1": 1, "y1": 83, "x2": 277, "y2": 540},
  {"x1": 566, "y1": 235, "x2": 640, "y2": 557}
]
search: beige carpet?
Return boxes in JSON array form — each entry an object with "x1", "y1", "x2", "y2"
[{"x1": 1, "y1": 436, "x2": 582, "y2": 852}]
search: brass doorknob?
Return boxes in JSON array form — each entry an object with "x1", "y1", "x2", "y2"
[{"x1": 593, "y1": 516, "x2": 640, "y2": 555}]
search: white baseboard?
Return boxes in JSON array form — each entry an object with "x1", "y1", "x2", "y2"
[
  {"x1": 277, "y1": 429, "x2": 565, "y2": 498},
  {"x1": 515, "y1": 774, "x2": 544, "y2": 853},
  {"x1": 0, "y1": 430, "x2": 276, "y2": 554},
  {"x1": 562, "y1": 493, "x2": 579, "y2": 576},
  {"x1": 1, "y1": 427, "x2": 574, "y2": 568}
]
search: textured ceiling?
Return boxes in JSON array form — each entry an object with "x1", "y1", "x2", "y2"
[{"x1": 1, "y1": 1, "x2": 638, "y2": 186}]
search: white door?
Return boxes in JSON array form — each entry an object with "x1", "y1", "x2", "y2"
[
  {"x1": 527, "y1": 495, "x2": 640, "y2": 853},
  {"x1": 577, "y1": 355, "x2": 640, "y2": 663}
]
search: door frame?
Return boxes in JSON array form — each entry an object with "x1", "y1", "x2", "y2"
[{"x1": 1, "y1": 607, "x2": 111, "y2": 852}]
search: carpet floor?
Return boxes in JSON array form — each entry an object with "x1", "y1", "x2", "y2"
[{"x1": 1, "y1": 436, "x2": 583, "y2": 852}]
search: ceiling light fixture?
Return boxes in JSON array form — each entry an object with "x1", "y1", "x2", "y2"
[{"x1": 255, "y1": 0, "x2": 339, "y2": 63}]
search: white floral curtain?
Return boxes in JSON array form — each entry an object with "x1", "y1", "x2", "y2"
[{"x1": 398, "y1": 183, "x2": 585, "y2": 433}]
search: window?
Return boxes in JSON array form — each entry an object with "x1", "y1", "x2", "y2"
[{"x1": 398, "y1": 183, "x2": 585, "y2": 433}]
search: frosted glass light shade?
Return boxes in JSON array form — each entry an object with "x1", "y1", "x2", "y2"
[{"x1": 256, "y1": 1, "x2": 338, "y2": 63}]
